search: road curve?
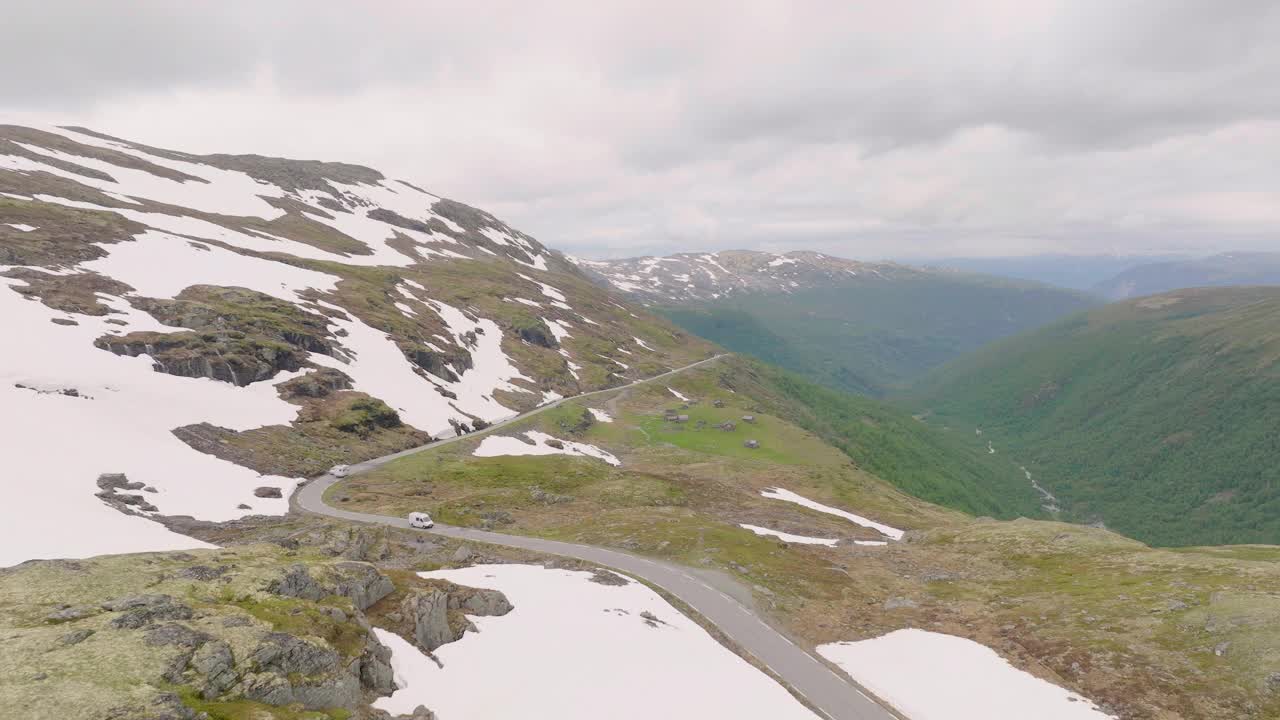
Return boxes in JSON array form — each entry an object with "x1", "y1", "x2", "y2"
[{"x1": 294, "y1": 354, "x2": 899, "y2": 720}]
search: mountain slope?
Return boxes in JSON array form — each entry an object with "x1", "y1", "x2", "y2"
[
  {"x1": 1093, "y1": 252, "x2": 1280, "y2": 300},
  {"x1": 330, "y1": 353, "x2": 1280, "y2": 719},
  {"x1": 573, "y1": 251, "x2": 1096, "y2": 396},
  {"x1": 906, "y1": 286, "x2": 1280, "y2": 546},
  {"x1": 0, "y1": 123, "x2": 713, "y2": 565}
]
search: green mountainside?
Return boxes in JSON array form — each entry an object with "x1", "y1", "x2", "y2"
[
  {"x1": 905, "y1": 286, "x2": 1280, "y2": 546},
  {"x1": 659, "y1": 274, "x2": 1097, "y2": 396}
]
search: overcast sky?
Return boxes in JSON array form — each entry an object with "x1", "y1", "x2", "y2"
[{"x1": 3, "y1": 1, "x2": 1278, "y2": 259}]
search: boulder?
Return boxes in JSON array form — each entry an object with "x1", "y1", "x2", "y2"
[
  {"x1": 400, "y1": 589, "x2": 453, "y2": 652},
  {"x1": 250, "y1": 632, "x2": 342, "y2": 677},
  {"x1": 330, "y1": 561, "x2": 396, "y2": 610},
  {"x1": 59, "y1": 628, "x2": 96, "y2": 646},
  {"x1": 144, "y1": 623, "x2": 211, "y2": 648},
  {"x1": 46, "y1": 605, "x2": 96, "y2": 623},
  {"x1": 254, "y1": 486, "x2": 283, "y2": 499},
  {"x1": 191, "y1": 640, "x2": 238, "y2": 698},
  {"x1": 448, "y1": 587, "x2": 513, "y2": 616},
  {"x1": 110, "y1": 597, "x2": 194, "y2": 629}
]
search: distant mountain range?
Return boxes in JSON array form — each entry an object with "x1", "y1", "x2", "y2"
[
  {"x1": 572, "y1": 250, "x2": 1097, "y2": 395},
  {"x1": 569, "y1": 249, "x2": 921, "y2": 304},
  {"x1": 1092, "y1": 252, "x2": 1280, "y2": 300},
  {"x1": 915, "y1": 254, "x2": 1185, "y2": 291}
]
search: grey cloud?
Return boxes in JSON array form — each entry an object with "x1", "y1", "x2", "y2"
[{"x1": 1, "y1": 1, "x2": 1278, "y2": 260}]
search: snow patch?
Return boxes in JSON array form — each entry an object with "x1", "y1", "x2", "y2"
[
  {"x1": 739, "y1": 524, "x2": 838, "y2": 546},
  {"x1": 371, "y1": 564, "x2": 819, "y2": 720},
  {"x1": 588, "y1": 408, "x2": 613, "y2": 423},
  {"x1": 819, "y1": 629, "x2": 1115, "y2": 720},
  {"x1": 5, "y1": 223, "x2": 37, "y2": 232},
  {"x1": 473, "y1": 431, "x2": 620, "y2": 466},
  {"x1": 761, "y1": 488, "x2": 904, "y2": 541},
  {"x1": 667, "y1": 387, "x2": 690, "y2": 402}
]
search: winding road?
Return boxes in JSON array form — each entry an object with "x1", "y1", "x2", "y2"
[{"x1": 294, "y1": 354, "x2": 900, "y2": 720}]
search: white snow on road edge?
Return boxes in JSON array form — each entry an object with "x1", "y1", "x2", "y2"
[
  {"x1": 761, "y1": 487, "x2": 904, "y2": 541},
  {"x1": 372, "y1": 564, "x2": 820, "y2": 720},
  {"x1": 819, "y1": 629, "x2": 1116, "y2": 720}
]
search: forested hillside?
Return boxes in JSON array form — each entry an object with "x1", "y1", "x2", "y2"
[{"x1": 906, "y1": 287, "x2": 1280, "y2": 546}]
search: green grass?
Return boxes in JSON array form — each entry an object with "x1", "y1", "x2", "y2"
[
  {"x1": 222, "y1": 595, "x2": 365, "y2": 658},
  {"x1": 905, "y1": 286, "x2": 1280, "y2": 546},
  {"x1": 718, "y1": 358, "x2": 1046, "y2": 518}
]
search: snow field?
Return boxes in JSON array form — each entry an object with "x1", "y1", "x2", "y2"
[
  {"x1": 372, "y1": 564, "x2": 820, "y2": 720},
  {"x1": 819, "y1": 629, "x2": 1115, "y2": 720}
]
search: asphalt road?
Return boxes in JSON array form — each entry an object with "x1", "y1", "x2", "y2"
[{"x1": 293, "y1": 354, "x2": 899, "y2": 720}]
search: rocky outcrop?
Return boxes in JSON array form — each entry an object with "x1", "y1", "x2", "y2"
[
  {"x1": 277, "y1": 367, "x2": 353, "y2": 400},
  {"x1": 400, "y1": 583, "x2": 513, "y2": 652},
  {"x1": 267, "y1": 562, "x2": 395, "y2": 611},
  {"x1": 94, "y1": 330, "x2": 310, "y2": 387},
  {"x1": 108, "y1": 595, "x2": 194, "y2": 629},
  {"x1": 96, "y1": 472, "x2": 159, "y2": 514}
]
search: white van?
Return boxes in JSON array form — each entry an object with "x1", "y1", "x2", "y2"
[
  {"x1": 408, "y1": 512, "x2": 434, "y2": 529},
  {"x1": 329, "y1": 464, "x2": 350, "y2": 478}
]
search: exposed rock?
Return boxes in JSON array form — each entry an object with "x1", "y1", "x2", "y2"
[
  {"x1": 530, "y1": 486, "x2": 574, "y2": 505},
  {"x1": 268, "y1": 564, "x2": 326, "y2": 602},
  {"x1": 144, "y1": 623, "x2": 211, "y2": 648},
  {"x1": 478, "y1": 510, "x2": 514, "y2": 529},
  {"x1": 398, "y1": 706, "x2": 438, "y2": 720},
  {"x1": 277, "y1": 367, "x2": 353, "y2": 400},
  {"x1": 639, "y1": 610, "x2": 669, "y2": 628},
  {"x1": 360, "y1": 632, "x2": 396, "y2": 695},
  {"x1": 450, "y1": 544, "x2": 475, "y2": 564},
  {"x1": 588, "y1": 569, "x2": 630, "y2": 586},
  {"x1": 544, "y1": 438, "x2": 565, "y2": 450},
  {"x1": 254, "y1": 486, "x2": 283, "y2": 499},
  {"x1": 448, "y1": 587, "x2": 513, "y2": 616},
  {"x1": 268, "y1": 562, "x2": 394, "y2": 611},
  {"x1": 177, "y1": 564, "x2": 230, "y2": 581},
  {"x1": 102, "y1": 594, "x2": 174, "y2": 611},
  {"x1": 330, "y1": 561, "x2": 396, "y2": 610},
  {"x1": 97, "y1": 473, "x2": 145, "y2": 491},
  {"x1": 190, "y1": 640, "x2": 237, "y2": 698},
  {"x1": 400, "y1": 590, "x2": 452, "y2": 652},
  {"x1": 251, "y1": 632, "x2": 342, "y2": 677},
  {"x1": 883, "y1": 596, "x2": 919, "y2": 610},
  {"x1": 46, "y1": 605, "x2": 96, "y2": 623},
  {"x1": 401, "y1": 583, "x2": 513, "y2": 652},
  {"x1": 59, "y1": 628, "x2": 95, "y2": 646},
  {"x1": 110, "y1": 597, "x2": 194, "y2": 629}
]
